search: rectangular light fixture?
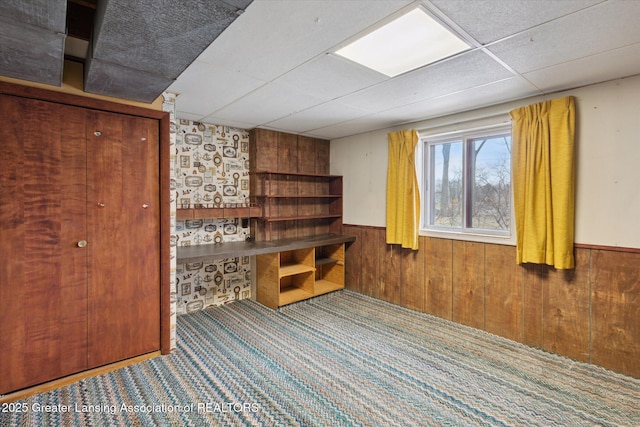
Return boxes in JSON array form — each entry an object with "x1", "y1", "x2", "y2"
[{"x1": 335, "y1": 7, "x2": 471, "y2": 77}]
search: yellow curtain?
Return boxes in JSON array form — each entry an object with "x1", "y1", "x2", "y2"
[
  {"x1": 510, "y1": 96, "x2": 576, "y2": 269},
  {"x1": 386, "y1": 129, "x2": 420, "y2": 250}
]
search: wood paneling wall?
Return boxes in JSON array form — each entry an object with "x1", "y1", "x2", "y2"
[{"x1": 343, "y1": 224, "x2": 640, "y2": 379}]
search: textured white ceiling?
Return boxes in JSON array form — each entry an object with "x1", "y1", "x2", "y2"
[{"x1": 167, "y1": 0, "x2": 640, "y2": 140}]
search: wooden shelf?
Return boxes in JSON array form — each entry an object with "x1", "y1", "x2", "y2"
[
  {"x1": 280, "y1": 263, "x2": 315, "y2": 278},
  {"x1": 260, "y1": 214, "x2": 342, "y2": 222},
  {"x1": 256, "y1": 242, "x2": 347, "y2": 310},
  {"x1": 315, "y1": 257, "x2": 337, "y2": 266},
  {"x1": 253, "y1": 170, "x2": 342, "y2": 178},
  {"x1": 257, "y1": 194, "x2": 342, "y2": 198},
  {"x1": 314, "y1": 279, "x2": 344, "y2": 296},
  {"x1": 249, "y1": 141, "x2": 343, "y2": 240},
  {"x1": 176, "y1": 206, "x2": 261, "y2": 220},
  {"x1": 279, "y1": 286, "x2": 314, "y2": 306}
]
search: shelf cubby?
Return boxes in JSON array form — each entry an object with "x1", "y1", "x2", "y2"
[{"x1": 256, "y1": 243, "x2": 346, "y2": 309}]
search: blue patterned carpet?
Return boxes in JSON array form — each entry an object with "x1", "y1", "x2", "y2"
[{"x1": 2, "y1": 290, "x2": 639, "y2": 426}]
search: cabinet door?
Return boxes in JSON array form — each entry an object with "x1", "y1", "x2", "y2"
[
  {"x1": 0, "y1": 95, "x2": 89, "y2": 394},
  {"x1": 86, "y1": 111, "x2": 160, "y2": 367}
]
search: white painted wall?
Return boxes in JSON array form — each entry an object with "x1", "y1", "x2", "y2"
[{"x1": 331, "y1": 74, "x2": 640, "y2": 248}]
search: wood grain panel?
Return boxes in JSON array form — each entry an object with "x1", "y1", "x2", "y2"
[
  {"x1": 380, "y1": 242, "x2": 402, "y2": 305},
  {"x1": 591, "y1": 250, "x2": 640, "y2": 378},
  {"x1": 341, "y1": 225, "x2": 640, "y2": 378},
  {"x1": 485, "y1": 244, "x2": 522, "y2": 341},
  {"x1": 296, "y1": 136, "x2": 316, "y2": 174},
  {"x1": 277, "y1": 133, "x2": 299, "y2": 239},
  {"x1": 424, "y1": 237, "x2": 453, "y2": 319},
  {"x1": 0, "y1": 96, "x2": 26, "y2": 394},
  {"x1": 277, "y1": 132, "x2": 298, "y2": 173},
  {"x1": 313, "y1": 138, "x2": 331, "y2": 200},
  {"x1": 522, "y1": 263, "x2": 544, "y2": 348},
  {"x1": 401, "y1": 237, "x2": 426, "y2": 312},
  {"x1": 542, "y1": 248, "x2": 590, "y2": 362},
  {"x1": 360, "y1": 227, "x2": 382, "y2": 299},
  {"x1": 452, "y1": 241, "x2": 485, "y2": 329},
  {"x1": 256, "y1": 252, "x2": 280, "y2": 310},
  {"x1": 123, "y1": 115, "x2": 161, "y2": 355},
  {"x1": 249, "y1": 129, "x2": 278, "y2": 238},
  {"x1": 0, "y1": 96, "x2": 88, "y2": 394},
  {"x1": 249, "y1": 129, "x2": 278, "y2": 172},
  {"x1": 315, "y1": 138, "x2": 330, "y2": 175},
  {"x1": 296, "y1": 175, "x2": 316, "y2": 237},
  {"x1": 343, "y1": 225, "x2": 362, "y2": 293},
  {"x1": 87, "y1": 111, "x2": 160, "y2": 368}
]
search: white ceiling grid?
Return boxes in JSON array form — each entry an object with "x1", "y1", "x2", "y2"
[{"x1": 168, "y1": 0, "x2": 640, "y2": 140}]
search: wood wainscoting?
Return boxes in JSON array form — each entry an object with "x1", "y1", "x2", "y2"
[{"x1": 343, "y1": 225, "x2": 640, "y2": 379}]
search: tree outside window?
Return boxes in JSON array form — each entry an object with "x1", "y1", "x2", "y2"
[{"x1": 425, "y1": 127, "x2": 511, "y2": 236}]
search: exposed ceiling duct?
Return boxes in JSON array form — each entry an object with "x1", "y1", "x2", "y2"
[
  {"x1": 0, "y1": 0, "x2": 67, "y2": 86},
  {"x1": 83, "y1": 0, "x2": 253, "y2": 103},
  {"x1": 0, "y1": 0, "x2": 252, "y2": 103}
]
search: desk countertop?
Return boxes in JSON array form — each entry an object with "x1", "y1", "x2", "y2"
[{"x1": 176, "y1": 233, "x2": 356, "y2": 264}]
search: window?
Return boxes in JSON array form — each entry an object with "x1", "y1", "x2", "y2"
[{"x1": 422, "y1": 125, "x2": 512, "y2": 238}]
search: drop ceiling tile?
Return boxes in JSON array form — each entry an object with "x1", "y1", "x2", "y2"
[
  {"x1": 195, "y1": 0, "x2": 413, "y2": 81},
  {"x1": 383, "y1": 77, "x2": 542, "y2": 122},
  {"x1": 265, "y1": 101, "x2": 371, "y2": 133},
  {"x1": 311, "y1": 77, "x2": 541, "y2": 139},
  {"x1": 487, "y1": 1, "x2": 640, "y2": 74},
  {"x1": 174, "y1": 111, "x2": 207, "y2": 123},
  {"x1": 210, "y1": 82, "x2": 325, "y2": 125},
  {"x1": 429, "y1": 0, "x2": 602, "y2": 44},
  {"x1": 168, "y1": 61, "x2": 266, "y2": 116},
  {"x1": 198, "y1": 115, "x2": 258, "y2": 130},
  {"x1": 523, "y1": 42, "x2": 640, "y2": 93},
  {"x1": 338, "y1": 50, "x2": 513, "y2": 112},
  {"x1": 308, "y1": 114, "x2": 402, "y2": 140},
  {"x1": 274, "y1": 54, "x2": 388, "y2": 101}
]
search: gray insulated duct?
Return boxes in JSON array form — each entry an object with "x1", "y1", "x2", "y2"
[
  {"x1": 84, "y1": 0, "x2": 253, "y2": 103},
  {"x1": 0, "y1": 0, "x2": 67, "y2": 86}
]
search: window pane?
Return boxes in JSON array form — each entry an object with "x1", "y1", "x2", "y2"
[
  {"x1": 431, "y1": 141, "x2": 463, "y2": 228},
  {"x1": 469, "y1": 134, "x2": 511, "y2": 230}
]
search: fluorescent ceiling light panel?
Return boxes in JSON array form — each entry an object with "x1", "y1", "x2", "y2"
[{"x1": 335, "y1": 8, "x2": 470, "y2": 77}]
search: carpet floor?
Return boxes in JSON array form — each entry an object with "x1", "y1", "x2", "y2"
[{"x1": 2, "y1": 290, "x2": 639, "y2": 426}]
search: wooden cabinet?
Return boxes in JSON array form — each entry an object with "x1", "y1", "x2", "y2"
[
  {"x1": 86, "y1": 110, "x2": 161, "y2": 369},
  {"x1": 0, "y1": 86, "x2": 168, "y2": 395},
  {"x1": 256, "y1": 243, "x2": 346, "y2": 309},
  {"x1": 0, "y1": 96, "x2": 90, "y2": 393}
]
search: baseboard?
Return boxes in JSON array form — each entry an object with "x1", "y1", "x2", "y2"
[{"x1": 0, "y1": 351, "x2": 161, "y2": 404}]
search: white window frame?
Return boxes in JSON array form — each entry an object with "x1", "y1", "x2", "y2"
[{"x1": 417, "y1": 123, "x2": 515, "y2": 245}]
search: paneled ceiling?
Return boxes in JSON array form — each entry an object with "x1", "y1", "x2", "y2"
[
  {"x1": 168, "y1": 0, "x2": 640, "y2": 139},
  {"x1": 2, "y1": 0, "x2": 639, "y2": 140}
]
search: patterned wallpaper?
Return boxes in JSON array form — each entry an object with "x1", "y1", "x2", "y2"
[
  {"x1": 163, "y1": 93, "x2": 178, "y2": 350},
  {"x1": 165, "y1": 94, "x2": 253, "y2": 326},
  {"x1": 174, "y1": 120, "x2": 250, "y2": 210},
  {"x1": 173, "y1": 119, "x2": 252, "y2": 316}
]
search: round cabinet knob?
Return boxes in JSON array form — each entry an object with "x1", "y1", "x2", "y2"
[
  {"x1": 77, "y1": 240, "x2": 88, "y2": 248},
  {"x1": 142, "y1": 204, "x2": 149, "y2": 209}
]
